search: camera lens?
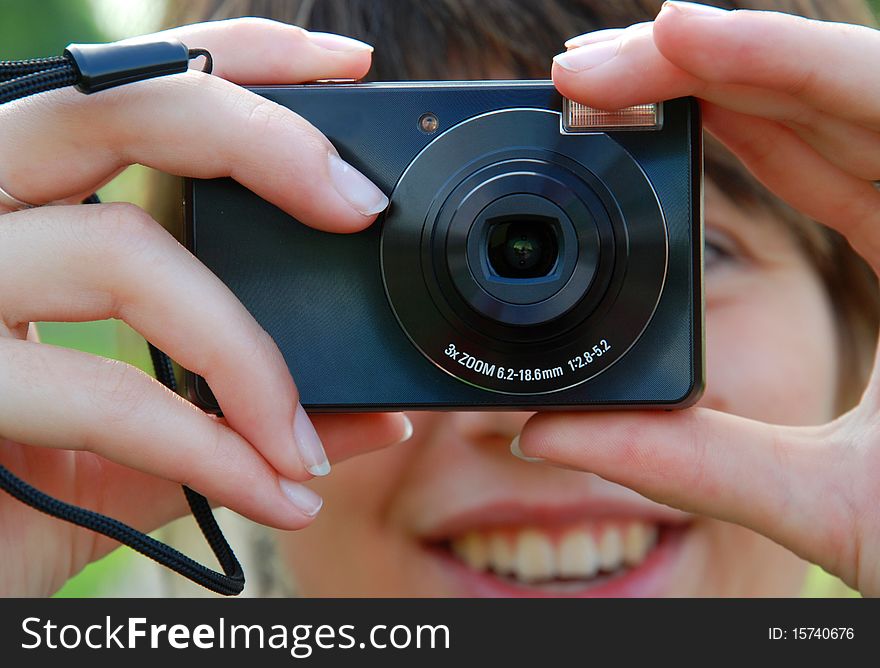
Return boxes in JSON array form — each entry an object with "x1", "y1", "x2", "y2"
[
  {"x1": 487, "y1": 218, "x2": 558, "y2": 279},
  {"x1": 381, "y1": 108, "x2": 668, "y2": 394},
  {"x1": 449, "y1": 190, "x2": 591, "y2": 326}
]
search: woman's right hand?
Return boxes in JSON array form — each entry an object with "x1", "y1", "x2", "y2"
[
  {"x1": 515, "y1": 3, "x2": 880, "y2": 596},
  {"x1": 0, "y1": 18, "x2": 411, "y2": 596}
]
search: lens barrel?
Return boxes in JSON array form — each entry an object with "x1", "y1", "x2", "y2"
[{"x1": 381, "y1": 108, "x2": 667, "y2": 394}]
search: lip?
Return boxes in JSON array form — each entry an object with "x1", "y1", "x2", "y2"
[
  {"x1": 414, "y1": 498, "x2": 692, "y2": 597},
  {"x1": 425, "y1": 524, "x2": 688, "y2": 598},
  {"x1": 418, "y1": 499, "x2": 692, "y2": 542}
]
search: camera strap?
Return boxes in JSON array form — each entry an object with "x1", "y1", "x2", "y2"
[{"x1": 0, "y1": 41, "x2": 246, "y2": 596}]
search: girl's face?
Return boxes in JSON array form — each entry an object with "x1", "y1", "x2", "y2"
[{"x1": 276, "y1": 182, "x2": 839, "y2": 596}]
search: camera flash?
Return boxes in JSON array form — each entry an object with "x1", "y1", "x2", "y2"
[{"x1": 562, "y1": 99, "x2": 661, "y2": 132}]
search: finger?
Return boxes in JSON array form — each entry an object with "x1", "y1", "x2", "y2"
[
  {"x1": 313, "y1": 412, "x2": 413, "y2": 463},
  {"x1": 700, "y1": 103, "x2": 880, "y2": 270},
  {"x1": 554, "y1": 27, "x2": 880, "y2": 183},
  {"x1": 780, "y1": 110, "x2": 880, "y2": 181},
  {"x1": 8, "y1": 413, "x2": 412, "y2": 562},
  {"x1": 564, "y1": 21, "x2": 652, "y2": 50},
  {"x1": 158, "y1": 17, "x2": 373, "y2": 83},
  {"x1": 651, "y1": 2, "x2": 880, "y2": 130},
  {"x1": 0, "y1": 445, "x2": 192, "y2": 563},
  {"x1": 0, "y1": 21, "x2": 386, "y2": 229},
  {"x1": 554, "y1": 4, "x2": 880, "y2": 130},
  {"x1": 0, "y1": 203, "x2": 315, "y2": 481},
  {"x1": 8, "y1": 412, "x2": 413, "y2": 566},
  {"x1": 0, "y1": 338, "x2": 323, "y2": 530},
  {"x1": 552, "y1": 20, "x2": 700, "y2": 112},
  {"x1": 0, "y1": 165, "x2": 129, "y2": 213},
  {"x1": 513, "y1": 409, "x2": 860, "y2": 587},
  {"x1": 689, "y1": 87, "x2": 880, "y2": 182}
]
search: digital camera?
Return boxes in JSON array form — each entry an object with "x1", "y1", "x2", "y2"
[{"x1": 186, "y1": 81, "x2": 704, "y2": 412}]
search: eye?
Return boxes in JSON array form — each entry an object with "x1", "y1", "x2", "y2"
[
  {"x1": 704, "y1": 230, "x2": 736, "y2": 270},
  {"x1": 704, "y1": 239, "x2": 729, "y2": 268}
]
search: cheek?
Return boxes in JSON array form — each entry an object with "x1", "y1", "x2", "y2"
[
  {"x1": 682, "y1": 521, "x2": 808, "y2": 596},
  {"x1": 275, "y1": 440, "x2": 422, "y2": 596},
  {"x1": 703, "y1": 271, "x2": 837, "y2": 425}
]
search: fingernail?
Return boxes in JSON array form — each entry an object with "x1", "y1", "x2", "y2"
[
  {"x1": 662, "y1": 1, "x2": 728, "y2": 17},
  {"x1": 307, "y1": 31, "x2": 374, "y2": 52},
  {"x1": 510, "y1": 435, "x2": 544, "y2": 463},
  {"x1": 566, "y1": 21, "x2": 652, "y2": 49},
  {"x1": 564, "y1": 28, "x2": 625, "y2": 50},
  {"x1": 397, "y1": 414, "x2": 414, "y2": 444},
  {"x1": 553, "y1": 40, "x2": 619, "y2": 73},
  {"x1": 294, "y1": 403, "x2": 331, "y2": 476},
  {"x1": 327, "y1": 152, "x2": 389, "y2": 216},
  {"x1": 279, "y1": 478, "x2": 324, "y2": 517}
]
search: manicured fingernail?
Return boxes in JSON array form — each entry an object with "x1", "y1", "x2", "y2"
[
  {"x1": 565, "y1": 28, "x2": 626, "y2": 50},
  {"x1": 327, "y1": 152, "x2": 389, "y2": 216},
  {"x1": 553, "y1": 40, "x2": 619, "y2": 73},
  {"x1": 307, "y1": 31, "x2": 374, "y2": 52},
  {"x1": 279, "y1": 478, "x2": 324, "y2": 517},
  {"x1": 566, "y1": 21, "x2": 652, "y2": 49},
  {"x1": 294, "y1": 403, "x2": 330, "y2": 476},
  {"x1": 510, "y1": 435, "x2": 544, "y2": 463},
  {"x1": 662, "y1": 1, "x2": 728, "y2": 17},
  {"x1": 397, "y1": 414, "x2": 414, "y2": 444}
]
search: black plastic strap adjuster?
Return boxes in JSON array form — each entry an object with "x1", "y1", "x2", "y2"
[{"x1": 64, "y1": 39, "x2": 191, "y2": 94}]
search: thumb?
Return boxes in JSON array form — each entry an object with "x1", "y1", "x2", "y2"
[{"x1": 513, "y1": 407, "x2": 862, "y2": 587}]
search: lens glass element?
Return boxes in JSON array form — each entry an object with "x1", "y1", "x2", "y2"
[{"x1": 487, "y1": 217, "x2": 559, "y2": 279}]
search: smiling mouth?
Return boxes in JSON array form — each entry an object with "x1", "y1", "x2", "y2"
[{"x1": 431, "y1": 520, "x2": 670, "y2": 590}]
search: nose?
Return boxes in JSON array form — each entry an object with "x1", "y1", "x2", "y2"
[{"x1": 441, "y1": 410, "x2": 535, "y2": 448}]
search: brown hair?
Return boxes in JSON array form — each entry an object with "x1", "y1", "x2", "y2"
[{"x1": 162, "y1": 0, "x2": 880, "y2": 412}]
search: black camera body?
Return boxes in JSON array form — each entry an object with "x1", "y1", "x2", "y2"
[{"x1": 186, "y1": 81, "x2": 703, "y2": 412}]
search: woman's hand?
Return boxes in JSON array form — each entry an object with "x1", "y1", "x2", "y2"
[
  {"x1": 0, "y1": 18, "x2": 410, "y2": 596},
  {"x1": 514, "y1": 2, "x2": 880, "y2": 594}
]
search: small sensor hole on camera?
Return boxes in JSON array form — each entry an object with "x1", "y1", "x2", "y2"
[{"x1": 419, "y1": 112, "x2": 440, "y2": 133}]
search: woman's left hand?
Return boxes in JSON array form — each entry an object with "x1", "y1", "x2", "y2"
[{"x1": 514, "y1": 1, "x2": 880, "y2": 595}]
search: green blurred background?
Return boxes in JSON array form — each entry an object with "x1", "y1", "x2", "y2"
[
  {"x1": 1, "y1": 0, "x2": 876, "y2": 597},
  {"x1": 1, "y1": 0, "x2": 170, "y2": 597}
]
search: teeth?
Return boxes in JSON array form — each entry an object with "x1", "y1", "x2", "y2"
[
  {"x1": 514, "y1": 530, "x2": 555, "y2": 582},
  {"x1": 487, "y1": 532, "x2": 515, "y2": 574},
  {"x1": 449, "y1": 521, "x2": 661, "y2": 583},
  {"x1": 624, "y1": 523, "x2": 658, "y2": 566},
  {"x1": 451, "y1": 531, "x2": 489, "y2": 570},
  {"x1": 598, "y1": 526, "x2": 624, "y2": 572},
  {"x1": 557, "y1": 530, "x2": 599, "y2": 578}
]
